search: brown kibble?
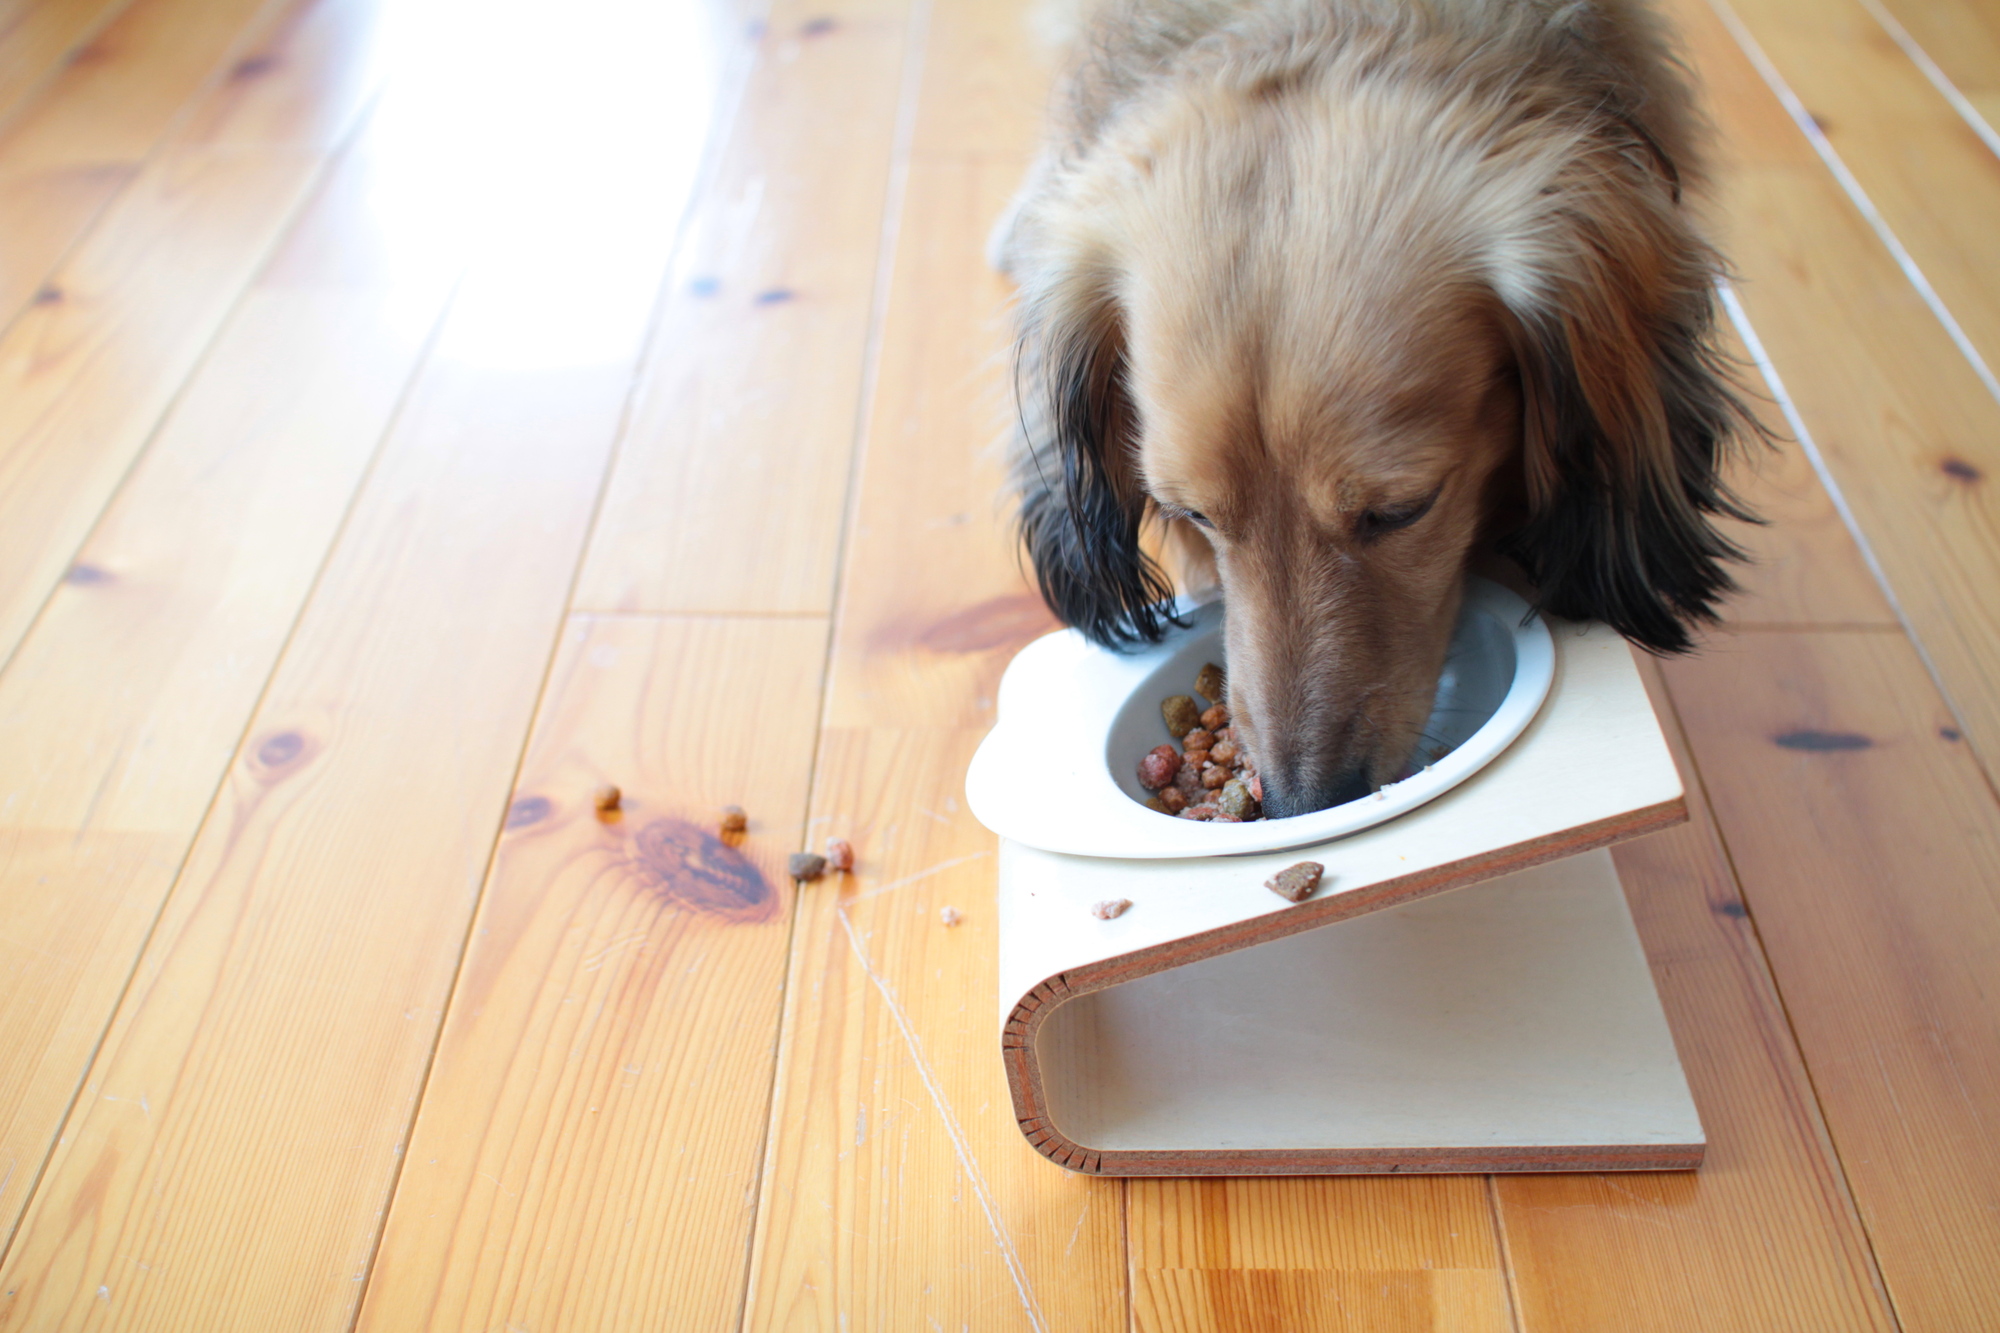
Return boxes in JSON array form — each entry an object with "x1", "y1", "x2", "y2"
[
  {"x1": 592, "y1": 784, "x2": 621, "y2": 814},
  {"x1": 1091, "y1": 898, "x2": 1132, "y2": 920},
  {"x1": 720, "y1": 805, "x2": 748, "y2": 834},
  {"x1": 1216, "y1": 778, "x2": 1257, "y2": 819},
  {"x1": 1133, "y1": 677, "x2": 1264, "y2": 820},
  {"x1": 825, "y1": 838, "x2": 855, "y2": 872},
  {"x1": 788, "y1": 852, "x2": 828, "y2": 881},
  {"x1": 1266, "y1": 861, "x2": 1324, "y2": 903},
  {"x1": 1137, "y1": 744, "x2": 1180, "y2": 790},
  {"x1": 940, "y1": 906, "x2": 963, "y2": 927}
]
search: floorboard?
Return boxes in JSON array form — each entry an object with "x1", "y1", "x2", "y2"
[
  {"x1": 1663, "y1": 0, "x2": 2000, "y2": 784},
  {"x1": 0, "y1": 126, "x2": 459, "y2": 1251},
  {"x1": 0, "y1": 4, "x2": 704, "y2": 1318},
  {"x1": 0, "y1": 0, "x2": 129, "y2": 135},
  {"x1": 0, "y1": 0, "x2": 283, "y2": 323},
  {"x1": 1664, "y1": 632, "x2": 2000, "y2": 1330},
  {"x1": 356, "y1": 614, "x2": 827, "y2": 1333},
  {"x1": 0, "y1": 0, "x2": 1994, "y2": 1326},
  {"x1": 740, "y1": 10, "x2": 1129, "y2": 1324},
  {"x1": 575, "y1": 0, "x2": 915, "y2": 618}
]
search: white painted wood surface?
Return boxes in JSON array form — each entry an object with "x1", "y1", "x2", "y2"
[
  {"x1": 1034, "y1": 850, "x2": 1703, "y2": 1171},
  {"x1": 991, "y1": 620, "x2": 1699, "y2": 1174},
  {"x1": 995, "y1": 620, "x2": 1682, "y2": 1023}
]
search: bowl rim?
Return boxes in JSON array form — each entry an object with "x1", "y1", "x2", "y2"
[{"x1": 965, "y1": 577, "x2": 1556, "y2": 859}]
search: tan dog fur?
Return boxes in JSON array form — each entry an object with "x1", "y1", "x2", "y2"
[{"x1": 996, "y1": 0, "x2": 1759, "y2": 817}]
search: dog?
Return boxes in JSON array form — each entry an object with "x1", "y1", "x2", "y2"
[{"x1": 993, "y1": 0, "x2": 1761, "y2": 818}]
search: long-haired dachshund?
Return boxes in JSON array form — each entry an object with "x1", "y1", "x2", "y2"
[{"x1": 994, "y1": 0, "x2": 1760, "y2": 818}]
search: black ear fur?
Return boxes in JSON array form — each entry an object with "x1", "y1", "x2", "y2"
[
  {"x1": 1503, "y1": 298, "x2": 1760, "y2": 653},
  {"x1": 1012, "y1": 292, "x2": 1181, "y2": 648},
  {"x1": 1499, "y1": 170, "x2": 1764, "y2": 654}
]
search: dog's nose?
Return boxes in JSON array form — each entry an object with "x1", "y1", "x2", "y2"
[{"x1": 1259, "y1": 766, "x2": 1374, "y2": 819}]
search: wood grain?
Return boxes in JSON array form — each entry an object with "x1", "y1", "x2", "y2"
[
  {"x1": 745, "y1": 730, "x2": 1126, "y2": 1333},
  {"x1": 0, "y1": 0, "x2": 127, "y2": 130},
  {"x1": 0, "y1": 129, "x2": 459, "y2": 1250},
  {"x1": 574, "y1": 0, "x2": 915, "y2": 616},
  {"x1": 0, "y1": 0, "x2": 276, "y2": 319},
  {"x1": 1663, "y1": 631, "x2": 2000, "y2": 1331},
  {"x1": 1720, "y1": 0, "x2": 2000, "y2": 372},
  {"x1": 1130, "y1": 1178, "x2": 1510, "y2": 1333},
  {"x1": 740, "y1": 5, "x2": 1129, "y2": 1323},
  {"x1": 356, "y1": 615, "x2": 826, "y2": 1333},
  {"x1": 0, "y1": 144, "x2": 318, "y2": 666},
  {"x1": 1710, "y1": 325, "x2": 1898, "y2": 630},
  {"x1": 0, "y1": 9, "x2": 698, "y2": 1309},
  {"x1": 1492, "y1": 659, "x2": 1898, "y2": 1333},
  {"x1": 1664, "y1": 0, "x2": 2000, "y2": 775},
  {"x1": 1869, "y1": 0, "x2": 2000, "y2": 115}
]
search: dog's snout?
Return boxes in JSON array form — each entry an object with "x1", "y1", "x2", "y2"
[{"x1": 1258, "y1": 764, "x2": 1373, "y2": 819}]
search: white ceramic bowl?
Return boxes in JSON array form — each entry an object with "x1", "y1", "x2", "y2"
[{"x1": 965, "y1": 577, "x2": 1554, "y2": 858}]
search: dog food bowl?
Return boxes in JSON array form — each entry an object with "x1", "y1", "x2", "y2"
[{"x1": 966, "y1": 577, "x2": 1554, "y2": 858}]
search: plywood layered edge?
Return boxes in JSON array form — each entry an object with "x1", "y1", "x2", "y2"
[{"x1": 1000, "y1": 804, "x2": 1689, "y2": 1176}]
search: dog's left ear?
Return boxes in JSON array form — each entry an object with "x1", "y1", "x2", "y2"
[{"x1": 1496, "y1": 141, "x2": 1763, "y2": 654}]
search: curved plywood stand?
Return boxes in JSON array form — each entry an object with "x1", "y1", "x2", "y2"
[{"x1": 994, "y1": 622, "x2": 1704, "y2": 1175}]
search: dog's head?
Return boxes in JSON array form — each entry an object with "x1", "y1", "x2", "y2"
[{"x1": 1010, "y1": 53, "x2": 1757, "y2": 817}]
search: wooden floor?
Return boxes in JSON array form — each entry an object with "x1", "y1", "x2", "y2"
[{"x1": 0, "y1": 0, "x2": 1996, "y2": 1326}]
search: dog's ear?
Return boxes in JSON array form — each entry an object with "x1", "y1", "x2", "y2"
[
  {"x1": 1495, "y1": 144, "x2": 1763, "y2": 654},
  {"x1": 1011, "y1": 263, "x2": 1181, "y2": 647}
]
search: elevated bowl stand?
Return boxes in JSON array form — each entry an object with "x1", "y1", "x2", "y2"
[{"x1": 992, "y1": 620, "x2": 1705, "y2": 1175}]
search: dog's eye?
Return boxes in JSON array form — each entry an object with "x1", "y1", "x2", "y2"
[
  {"x1": 1161, "y1": 504, "x2": 1214, "y2": 530},
  {"x1": 1357, "y1": 492, "x2": 1438, "y2": 539},
  {"x1": 1184, "y1": 510, "x2": 1214, "y2": 529}
]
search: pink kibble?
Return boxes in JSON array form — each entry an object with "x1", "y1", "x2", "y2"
[
  {"x1": 825, "y1": 838, "x2": 855, "y2": 873},
  {"x1": 1137, "y1": 744, "x2": 1180, "y2": 790}
]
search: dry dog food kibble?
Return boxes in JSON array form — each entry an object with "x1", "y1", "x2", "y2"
[
  {"x1": 720, "y1": 805, "x2": 748, "y2": 834},
  {"x1": 788, "y1": 852, "x2": 828, "y2": 881},
  {"x1": 1137, "y1": 744, "x2": 1179, "y2": 790},
  {"x1": 1216, "y1": 778, "x2": 1256, "y2": 820},
  {"x1": 1265, "y1": 861, "x2": 1323, "y2": 903},
  {"x1": 1091, "y1": 898, "x2": 1132, "y2": 920},
  {"x1": 1134, "y1": 661, "x2": 1264, "y2": 821},
  {"x1": 940, "y1": 906, "x2": 964, "y2": 927},
  {"x1": 1161, "y1": 694, "x2": 1201, "y2": 737},
  {"x1": 592, "y1": 784, "x2": 622, "y2": 814},
  {"x1": 825, "y1": 838, "x2": 855, "y2": 873}
]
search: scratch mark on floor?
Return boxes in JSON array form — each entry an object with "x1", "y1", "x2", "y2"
[
  {"x1": 848, "y1": 850, "x2": 992, "y2": 904},
  {"x1": 1064, "y1": 1192, "x2": 1091, "y2": 1259},
  {"x1": 836, "y1": 905, "x2": 1049, "y2": 1333},
  {"x1": 581, "y1": 929, "x2": 651, "y2": 973}
]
